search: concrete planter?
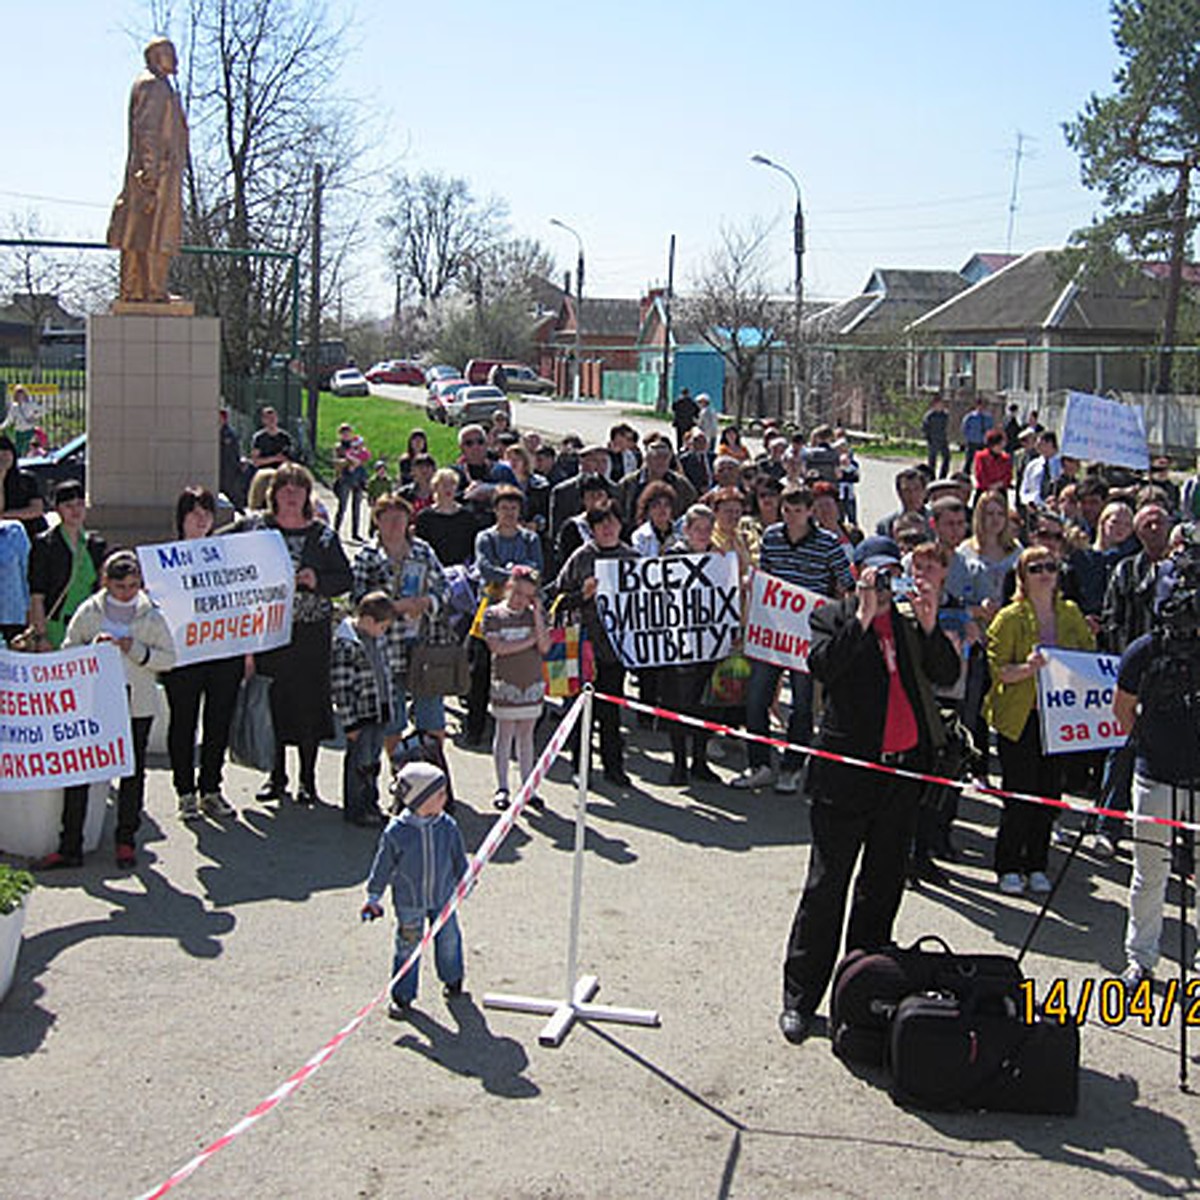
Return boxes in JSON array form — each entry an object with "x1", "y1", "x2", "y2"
[
  {"x1": 0, "y1": 897, "x2": 29, "y2": 1002},
  {"x1": 0, "y1": 783, "x2": 110, "y2": 860}
]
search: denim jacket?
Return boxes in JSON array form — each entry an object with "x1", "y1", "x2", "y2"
[{"x1": 365, "y1": 810, "x2": 467, "y2": 912}]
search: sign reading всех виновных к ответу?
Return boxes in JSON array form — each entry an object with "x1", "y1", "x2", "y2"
[
  {"x1": 1059, "y1": 391, "x2": 1149, "y2": 472},
  {"x1": 594, "y1": 552, "x2": 740, "y2": 669}
]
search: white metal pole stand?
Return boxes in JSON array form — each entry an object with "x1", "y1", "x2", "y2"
[{"x1": 483, "y1": 687, "x2": 661, "y2": 1047}]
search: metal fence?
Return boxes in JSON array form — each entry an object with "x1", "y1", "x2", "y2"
[{"x1": 0, "y1": 367, "x2": 87, "y2": 449}]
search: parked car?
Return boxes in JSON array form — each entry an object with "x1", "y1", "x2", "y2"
[
  {"x1": 501, "y1": 364, "x2": 555, "y2": 395},
  {"x1": 463, "y1": 358, "x2": 503, "y2": 386},
  {"x1": 330, "y1": 367, "x2": 370, "y2": 397},
  {"x1": 424, "y1": 363, "x2": 460, "y2": 386},
  {"x1": 426, "y1": 378, "x2": 469, "y2": 422},
  {"x1": 444, "y1": 385, "x2": 511, "y2": 428},
  {"x1": 365, "y1": 359, "x2": 425, "y2": 386},
  {"x1": 19, "y1": 432, "x2": 86, "y2": 498}
]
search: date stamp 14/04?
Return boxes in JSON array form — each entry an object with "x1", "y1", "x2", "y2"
[{"x1": 1021, "y1": 978, "x2": 1200, "y2": 1027}]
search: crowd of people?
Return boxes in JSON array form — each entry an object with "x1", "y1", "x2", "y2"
[{"x1": 4, "y1": 394, "x2": 1198, "y2": 1032}]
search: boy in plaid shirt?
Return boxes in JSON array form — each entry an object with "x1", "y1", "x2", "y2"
[{"x1": 331, "y1": 591, "x2": 395, "y2": 826}]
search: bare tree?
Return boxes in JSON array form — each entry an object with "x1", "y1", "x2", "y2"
[
  {"x1": 0, "y1": 213, "x2": 97, "y2": 375},
  {"x1": 149, "y1": 0, "x2": 368, "y2": 376},
  {"x1": 687, "y1": 220, "x2": 780, "y2": 424},
  {"x1": 380, "y1": 171, "x2": 508, "y2": 311}
]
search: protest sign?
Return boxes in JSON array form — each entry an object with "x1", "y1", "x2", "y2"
[
  {"x1": 1059, "y1": 390, "x2": 1149, "y2": 471},
  {"x1": 0, "y1": 643, "x2": 133, "y2": 792},
  {"x1": 595, "y1": 552, "x2": 740, "y2": 669},
  {"x1": 1036, "y1": 646, "x2": 1128, "y2": 754},
  {"x1": 743, "y1": 569, "x2": 829, "y2": 672},
  {"x1": 138, "y1": 531, "x2": 294, "y2": 666}
]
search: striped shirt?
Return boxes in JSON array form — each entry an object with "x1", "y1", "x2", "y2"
[{"x1": 759, "y1": 522, "x2": 854, "y2": 597}]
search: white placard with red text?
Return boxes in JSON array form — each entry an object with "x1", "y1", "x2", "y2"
[
  {"x1": 1036, "y1": 645, "x2": 1128, "y2": 755},
  {"x1": 0, "y1": 643, "x2": 134, "y2": 792},
  {"x1": 743, "y1": 569, "x2": 830, "y2": 673},
  {"x1": 138, "y1": 531, "x2": 294, "y2": 666}
]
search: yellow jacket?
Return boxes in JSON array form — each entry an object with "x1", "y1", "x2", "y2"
[{"x1": 983, "y1": 595, "x2": 1096, "y2": 743}]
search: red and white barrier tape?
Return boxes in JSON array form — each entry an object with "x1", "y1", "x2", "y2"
[
  {"x1": 134, "y1": 692, "x2": 587, "y2": 1200},
  {"x1": 595, "y1": 692, "x2": 1200, "y2": 837}
]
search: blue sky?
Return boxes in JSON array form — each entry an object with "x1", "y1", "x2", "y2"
[{"x1": 3, "y1": 0, "x2": 1120, "y2": 313}]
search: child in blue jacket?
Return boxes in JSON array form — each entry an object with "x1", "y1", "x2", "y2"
[{"x1": 361, "y1": 761, "x2": 468, "y2": 1019}]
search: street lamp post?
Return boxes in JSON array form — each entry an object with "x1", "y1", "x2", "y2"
[
  {"x1": 751, "y1": 154, "x2": 805, "y2": 430},
  {"x1": 550, "y1": 217, "x2": 585, "y2": 401}
]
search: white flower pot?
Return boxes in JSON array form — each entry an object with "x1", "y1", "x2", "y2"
[
  {"x1": 0, "y1": 783, "x2": 111, "y2": 859},
  {"x1": 0, "y1": 898, "x2": 29, "y2": 1002}
]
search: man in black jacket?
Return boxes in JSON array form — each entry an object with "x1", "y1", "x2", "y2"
[{"x1": 779, "y1": 535, "x2": 959, "y2": 1044}]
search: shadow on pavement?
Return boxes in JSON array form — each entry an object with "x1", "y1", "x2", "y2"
[
  {"x1": 0, "y1": 829, "x2": 236, "y2": 1058},
  {"x1": 392, "y1": 993, "x2": 539, "y2": 1099},
  {"x1": 586, "y1": 1023, "x2": 1200, "y2": 1197}
]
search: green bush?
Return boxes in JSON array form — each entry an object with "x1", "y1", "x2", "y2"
[{"x1": 0, "y1": 864, "x2": 35, "y2": 916}]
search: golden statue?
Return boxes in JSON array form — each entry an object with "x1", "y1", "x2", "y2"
[{"x1": 107, "y1": 37, "x2": 188, "y2": 305}]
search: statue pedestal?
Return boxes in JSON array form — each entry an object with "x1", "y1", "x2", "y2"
[
  {"x1": 86, "y1": 313, "x2": 220, "y2": 548},
  {"x1": 110, "y1": 298, "x2": 196, "y2": 317}
]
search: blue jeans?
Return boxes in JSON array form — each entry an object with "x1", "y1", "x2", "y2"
[
  {"x1": 746, "y1": 661, "x2": 813, "y2": 771},
  {"x1": 384, "y1": 679, "x2": 447, "y2": 736},
  {"x1": 392, "y1": 908, "x2": 463, "y2": 1003},
  {"x1": 342, "y1": 721, "x2": 385, "y2": 820}
]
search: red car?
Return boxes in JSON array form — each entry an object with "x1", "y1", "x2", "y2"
[{"x1": 365, "y1": 359, "x2": 426, "y2": 386}]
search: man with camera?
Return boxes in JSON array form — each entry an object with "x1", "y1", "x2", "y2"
[
  {"x1": 1113, "y1": 524, "x2": 1200, "y2": 989},
  {"x1": 779, "y1": 535, "x2": 960, "y2": 1044}
]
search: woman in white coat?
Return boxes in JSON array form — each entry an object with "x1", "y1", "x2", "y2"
[{"x1": 39, "y1": 551, "x2": 176, "y2": 869}]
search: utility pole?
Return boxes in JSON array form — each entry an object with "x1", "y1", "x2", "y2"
[
  {"x1": 1006, "y1": 131, "x2": 1029, "y2": 254},
  {"x1": 751, "y1": 154, "x2": 805, "y2": 428},
  {"x1": 307, "y1": 162, "x2": 323, "y2": 454},
  {"x1": 551, "y1": 218, "x2": 584, "y2": 400},
  {"x1": 657, "y1": 234, "x2": 676, "y2": 415}
]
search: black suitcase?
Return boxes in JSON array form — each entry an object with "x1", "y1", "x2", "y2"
[
  {"x1": 830, "y1": 936, "x2": 1024, "y2": 1068},
  {"x1": 889, "y1": 989, "x2": 1079, "y2": 1115}
]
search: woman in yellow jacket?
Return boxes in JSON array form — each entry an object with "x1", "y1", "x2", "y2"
[{"x1": 983, "y1": 544, "x2": 1095, "y2": 897}]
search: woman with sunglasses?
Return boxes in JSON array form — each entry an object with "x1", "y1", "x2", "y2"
[{"x1": 983, "y1": 544, "x2": 1095, "y2": 896}]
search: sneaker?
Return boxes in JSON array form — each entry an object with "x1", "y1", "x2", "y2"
[
  {"x1": 442, "y1": 979, "x2": 464, "y2": 1000},
  {"x1": 177, "y1": 792, "x2": 201, "y2": 822},
  {"x1": 732, "y1": 765, "x2": 774, "y2": 790},
  {"x1": 1028, "y1": 870, "x2": 1053, "y2": 895},
  {"x1": 201, "y1": 791, "x2": 236, "y2": 818},
  {"x1": 1092, "y1": 833, "x2": 1117, "y2": 860},
  {"x1": 256, "y1": 778, "x2": 287, "y2": 802},
  {"x1": 1051, "y1": 825, "x2": 1072, "y2": 848},
  {"x1": 1121, "y1": 962, "x2": 1153, "y2": 992},
  {"x1": 35, "y1": 851, "x2": 82, "y2": 871},
  {"x1": 527, "y1": 794, "x2": 546, "y2": 812},
  {"x1": 115, "y1": 843, "x2": 137, "y2": 868},
  {"x1": 387, "y1": 1000, "x2": 411, "y2": 1021},
  {"x1": 493, "y1": 789, "x2": 511, "y2": 811},
  {"x1": 775, "y1": 769, "x2": 802, "y2": 795},
  {"x1": 998, "y1": 872, "x2": 1025, "y2": 896}
]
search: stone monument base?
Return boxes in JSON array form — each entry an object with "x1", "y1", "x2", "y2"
[
  {"x1": 86, "y1": 312, "x2": 219, "y2": 549},
  {"x1": 110, "y1": 298, "x2": 195, "y2": 317}
]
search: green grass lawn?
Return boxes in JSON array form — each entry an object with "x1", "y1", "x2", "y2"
[{"x1": 312, "y1": 393, "x2": 461, "y2": 476}]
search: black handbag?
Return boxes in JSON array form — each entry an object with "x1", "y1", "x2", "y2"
[
  {"x1": 228, "y1": 675, "x2": 276, "y2": 772},
  {"x1": 407, "y1": 641, "x2": 470, "y2": 698}
]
